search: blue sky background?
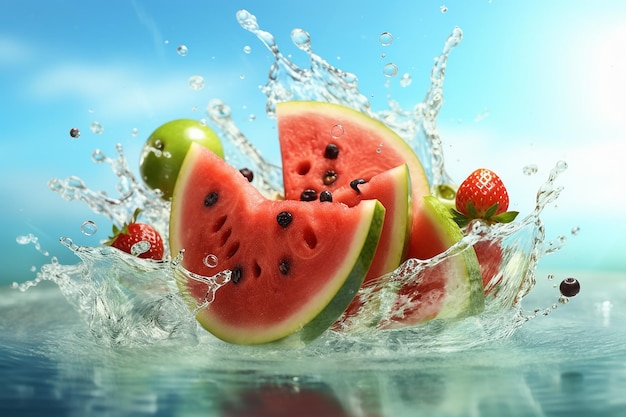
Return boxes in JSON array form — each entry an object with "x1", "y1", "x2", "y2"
[{"x1": 2, "y1": 0, "x2": 625, "y2": 285}]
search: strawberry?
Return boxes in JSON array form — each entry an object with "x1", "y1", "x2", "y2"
[
  {"x1": 106, "y1": 209, "x2": 164, "y2": 260},
  {"x1": 452, "y1": 168, "x2": 518, "y2": 227},
  {"x1": 452, "y1": 168, "x2": 518, "y2": 294}
]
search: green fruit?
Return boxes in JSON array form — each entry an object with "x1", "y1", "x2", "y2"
[{"x1": 139, "y1": 119, "x2": 224, "y2": 200}]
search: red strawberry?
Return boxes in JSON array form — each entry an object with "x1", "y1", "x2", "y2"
[
  {"x1": 452, "y1": 168, "x2": 518, "y2": 294},
  {"x1": 106, "y1": 209, "x2": 164, "y2": 260},
  {"x1": 452, "y1": 168, "x2": 518, "y2": 227}
]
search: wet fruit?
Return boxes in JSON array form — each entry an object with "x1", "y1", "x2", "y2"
[
  {"x1": 169, "y1": 144, "x2": 385, "y2": 345},
  {"x1": 276, "y1": 100, "x2": 432, "y2": 262},
  {"x1": 139, "y1": 119, "x2": 224, "y2": 200},
  {"x1": 453, "y1": 168, "x2": 518, "y2": 226},
  {"x1": 106, "y1": 209, "x2": 164, "y2": 260}
]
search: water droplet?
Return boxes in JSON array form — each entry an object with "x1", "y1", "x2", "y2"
[
  {"x1": 440, "y1": 5, "x2": 448, "y2": 13},
  {"x1": 523, "y1": 164, "x2": 538, "y2": 175},
  {"x1": 291, "y1": 28, "x2": 311, "y2": 51},
  {"x1": 177, "y1": 45, "x2": 188, "y2": 56},
  {"x1": 191, "y1": 106, "x2": 198, "y2": 111},
  {"x1": 571, "y1": 226, "x2": 580, "y2": 236},
  {"x1": 556, "y1": 160, "x2": 568, "y2": 172},
  {"x1": 239, "y1": 74, "x2": 245, "y2": 80},
  {"x1": 243, "y1": 45, "x2": 252, "y2": 54},
  {"x1": 188, "y1": 75, "x2": 205, "y2": 90},
  {"x1": 90, "y1": 121, "x2": 104, "y2": 134},
  {"x1": 131, "y1": 241, "x2": 151, "y2": 257},
  {"x1": 207, "y1": 99, "x2": 232, "y2": 119},
  {"x1": 92, "y1": 149, "x2": 107, "y2": 163},
  {"x1": 547, "y1": 273, "x2": 554, "y2": 280},
  {"x1": 330, "y1": 124, "x2": 344, "y2": 138},
  {"x1": 383, "y1": 62, "x2": 398, "y2": 78},
  {"x1": 69, "y1": 128, "x2": 81, "y2": 138},
  {"x1": 88, "y1": 108, "x2": 94, "y2": 113},
  {"x1": 131, "y1": 128, "x2": 138, "y2": 137},
  {"x1": 164, "y1": 40, "x2": 169, "y2": 45},
  {"x1": 16, "y1": 234, "x2": 32, "y2": 245},
  {"x1": 378, "y1": 32, "x2": 393, "y2": 46},
  {"x1": 248, "y1": 113, "x2": 256, "y2": 122},
  {"x1": 80, "y1": 220, "x2": 98, "y2": 236},
  {"x1": 203, "y1": 254, "x2": 218, "y2": 268},
  {"x1": 400, "y1": 73, "x2": 412, "y2": 87},
  {"x1": 381, "y1": 53, "x2": 386, "y2": 59}
]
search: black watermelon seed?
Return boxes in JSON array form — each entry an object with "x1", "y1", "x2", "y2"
[
  {"x1": 323, "y1": 170, "x2": 337, "y2": 185},
  {"x1": 559, "y1": 277, "x2": 580, "y2": 297},
  {"x1": 204, "y1": 192, "x2": 219, "y2": 207},
  {"x1": 276, "y1": 211, "x2": 293, "y2": 228},
  {"x1": 350, "y1": 178, "x2": 367, "y2": 194},
  {"x1": 231, "y1": 266, "x2": 243, "y2": 284},
  {"x1": 278, "y1": 259, "x2": 290, "y2": 275},
  {"x1": 319, "y1": 190, "x2": 333, "y2": 202},
  {"x1": 239, "y1": 168, "x2": 254, "y2": 182},
  {"x1": 300, "y1": 189, "x2": 318, "y2": 202},
  {"x1": 324, "y1": 143, "x2": 339, "y2": 159}
]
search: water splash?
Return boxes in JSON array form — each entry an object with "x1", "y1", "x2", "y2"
[{"x1": 15, "y1": 10, "x2": 573, "y2": 351}]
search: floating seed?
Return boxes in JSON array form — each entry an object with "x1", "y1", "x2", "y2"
[
  {"x1": 278, "y1": 259, "x2": 290, "y2": 275},
  {"x1": 69, "y1": 128, "x2": 81, "y2": 138},
  {"x1": 323, "y1": 170, "x2": 337, "y2": 185},
  {"x1": 559, "y1": 277, "x2": 580, "y2": 298},
  {"x1": 300, "y1": 189, "x2": 318, "y2": 202},
  {"x1": 319, "y1": 190, "x2": 333, "y2": 202},
  {"x1": 231, "y1": 266, "x2": 243, "y2": 284},
  {"x1": 204, "y1": 192, "x2": 219, "y2": 207},
  {"x1": 324, "y1": 143, "x2": 339, "y2": 159},
  {"x1": 276, "y1": 211, "x2": 293, "y2": 227},
  {"x1": 239, "y1": 168, "x2": 254, "y2": 182},
  {"x1": 350, "y1": 178, "x2": 367, "y2": 194}
]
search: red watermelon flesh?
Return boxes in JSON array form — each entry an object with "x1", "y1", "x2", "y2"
[
  {"x1": 169, "y1": 144, "x2": 385, "y2": 345},
  {"x1": 331, "y1": 164, "x2": 411, "y2": 282}
]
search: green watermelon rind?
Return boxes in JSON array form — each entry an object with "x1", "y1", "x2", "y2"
[
  {"x1": 422, "y1": 196, "x2": 484, "y2": 319},
  {"x1": 280, "y1": 199, "x2": 386, "y2": 346}
]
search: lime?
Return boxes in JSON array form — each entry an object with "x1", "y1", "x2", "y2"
[{"x1": 139, "y1": 119, "x2": 224, "y2": 200}]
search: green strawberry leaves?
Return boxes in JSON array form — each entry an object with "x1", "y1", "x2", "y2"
[{"x1": 451, "y1": 202, "x2": 519, "y2": 228}]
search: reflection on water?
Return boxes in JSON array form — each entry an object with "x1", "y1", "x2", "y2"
[{"x1": 2, "y1": 272, "x2": 625, "y2": 416}]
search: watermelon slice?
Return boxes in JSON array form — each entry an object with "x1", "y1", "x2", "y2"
[
  {"x1": 332, "y1": 164, "x2": 411, "y2": 281},
  {"x1": 276, "y1": 100, "x2": 431, "y2": 261},
  {"x1": 380, "y1": 196, "x2": 483, "y2": 328},
  {"x1": 330, "y1": 164, "x2": 412, "y2": 322},
  {"x1": 277, "y1": 101, "x2": 483, "y2": 325},
  {"x1": 169, "y1": 144, "x2": 385, "y2": 345}
]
